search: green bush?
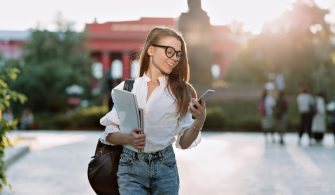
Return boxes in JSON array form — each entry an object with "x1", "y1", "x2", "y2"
[
  {"x1": 34, "y1": 98, "x2": 300, "y2": 132},
  {"x1": 204, "y1": 107, "x2": 225, "y2": 130},
  {"x1": 36, "y1": 106, "x2": 108, "y2": 130},
  {"x1": 204, "y1": 100, "x2": 261, "y2": 131},
  {"x1": 205, "y1": 99, "x2": 300, "y2": 131}
]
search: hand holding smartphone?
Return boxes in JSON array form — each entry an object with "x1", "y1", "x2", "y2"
[{"x1": 193, "y1": 89, "x2": 216, "y2": 108}]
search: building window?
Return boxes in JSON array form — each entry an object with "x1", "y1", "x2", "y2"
[
  {"x1": 111, "y1": 59, "x2": 123, "y2": 79},
  {"x1": 211, "y1": 64, "x2": 221, "y2": 79},
  {"x1": 92, "y1": 62, "x2": 103, "y2": 79},
  {"x1": 131, "y1": 60, "x2": 140, "y2": 78}
]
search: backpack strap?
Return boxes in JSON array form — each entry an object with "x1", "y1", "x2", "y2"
[
  {"x1": 94, "y1": 79, "x2": 134, "y2": 154},
  {"x1": 123, "y1": 79, "x2": 135, "y2": 92}
]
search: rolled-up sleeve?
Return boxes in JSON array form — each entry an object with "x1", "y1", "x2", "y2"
[
  {"x1": 99, "y1": 81, "x2": 125, "y2": 145},
  {"x1": 175, "y1": 111, "x2": 202, "y2": 149},
  {"x1": 99, "y1": 108, "x2": 121, "y2": 145}
]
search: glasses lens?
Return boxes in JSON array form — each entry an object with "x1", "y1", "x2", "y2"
[
  {"x1": 176, "y1": 51, "x2": 183, "y2": 59},
  {"x1": 165, "y1": 47, "x2": 175, "y2": 58}
]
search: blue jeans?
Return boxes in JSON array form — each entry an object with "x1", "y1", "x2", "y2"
[{"x1": 117, "y1": 145, "x2": 179, "y2": 195}]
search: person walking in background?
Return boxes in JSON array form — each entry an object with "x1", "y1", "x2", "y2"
[
  {"x1": 296, "y1": 87, "x2": 314, "y2": 145},
  {"x1": 311, "y1": 91, "x2": 327, "y2": 143},
  {"x1": 259, "y1": 89, "x2": 276, "y2": 143},
  {"x1": 20, "y1": 108, "x2": 34, "y2": 130},
  {"x1": 274, "y1": 90, "x2": 288, "y2": 145},
  {"x1": 3, "y1": 108, "x2": 14, "y2": 121},
  {"x1": 99, "y1": 27, "x2": 206, "y2": 194},
  {"x1": 326, "y1": 98, "x2": 335, "y2": 143}
]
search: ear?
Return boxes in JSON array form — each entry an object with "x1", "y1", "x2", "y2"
[{"x1": 147, "y1": 46, "x2": 154, "y2": 56}]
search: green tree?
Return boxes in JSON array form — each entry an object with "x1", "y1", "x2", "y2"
[
  {"x1": 13, "y1": 22, "x2": 92, "y2": 113},
  {"x1": 0, "y1": 55, "x2": 27, "y2": 191}
]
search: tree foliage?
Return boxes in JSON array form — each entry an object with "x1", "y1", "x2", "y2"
[
  {"x1": 0, "y1": 55, "x2": 27, "y2": 191},
  {"x1": 226, "y1": 0, "x2": 335, "y2": 96},
  {"x1": 13, "y1": 24, "x2": 92, "y2": 113}
]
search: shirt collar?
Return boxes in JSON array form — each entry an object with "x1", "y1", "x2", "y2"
[
  {"x1": 143, "y1": 73, "x2": 167, "y2": 85},
  {"x1": 143, "y1": 73, "x2": 151, "y2": 82}
]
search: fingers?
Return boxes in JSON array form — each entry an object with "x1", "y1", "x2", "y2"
[
  {"x1": 198, "y1": 98, "x2": 205, "y2": 106},
  {"x1": 131, "y1": 133, "x2": 145, "y2": 142},
  {"x1": 132, "y1": 128, "x2": 142, "y2": 134},
  {"x1": 131, "y1": 128, "x2": 146, "y2": 149},
  {"x1": 193, "y1": 98, "x2": 206, "y2": 109},
  {"x1": 190, "y1": 98, "x2": 206, "y2": 121},
  {"x1": 133, "y1": 139, "x2": 146, "y2": 148},
  {"x1": 192, "y1": 99, "x2": 202, "y2": 109},
  {"x1": 190, "y1": 99, "x2": 205, "y2": 112}
]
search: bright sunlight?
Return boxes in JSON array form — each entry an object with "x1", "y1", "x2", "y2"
[{"x1": 202, "y1": 0, "x2": 293, "y2": 34}]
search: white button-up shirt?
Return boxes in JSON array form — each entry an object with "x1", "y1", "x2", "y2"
[{"x1": 100, "y1": 74, "x2": 201, "y2": 153}]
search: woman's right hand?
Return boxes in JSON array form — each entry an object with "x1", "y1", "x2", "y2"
[{"x1": 128, "y1": 128, "x2": 146, "y2": 149}]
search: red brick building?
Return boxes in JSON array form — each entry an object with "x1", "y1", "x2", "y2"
[
  {"x1": 84, "y1": 17, "x2": 176, "y2": 80},
  {"x1": 0, "y1": 31, "x2": 30, "y2": 59},
  {"x1": 84, "y1": 17, "x2": 238, "y2": 80}
]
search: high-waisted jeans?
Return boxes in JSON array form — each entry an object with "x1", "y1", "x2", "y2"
[{"x1": 117, "y1": 145, "x2": 179, "y2": 195}]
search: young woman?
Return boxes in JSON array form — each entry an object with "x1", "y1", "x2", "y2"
[{"x1": 99, "y1": 26, "x2": 206, "y2": 194}]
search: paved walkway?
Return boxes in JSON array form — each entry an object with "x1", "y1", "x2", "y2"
[{"x1": 3, "y1": 131, "x2": 335, "y2": 195}]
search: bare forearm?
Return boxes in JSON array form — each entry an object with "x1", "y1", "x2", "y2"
[
  {"x1": 179, "y1": 120, "x2": 203, "y2": 149},
  {"x1": 106, "y1": 132, "x2": 131, "y2": 145}
]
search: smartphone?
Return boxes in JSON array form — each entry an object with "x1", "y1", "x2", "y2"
[
  {"x1": 198, "y1": 89, "x2": 216, "y2": 103},
  {"x1": 193, "y1": 89, "x2": 216, "y2": 108}
]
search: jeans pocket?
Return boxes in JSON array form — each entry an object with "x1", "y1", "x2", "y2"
[{"x1": 162, "y1": 156, "x2": 176, "y2": 168}]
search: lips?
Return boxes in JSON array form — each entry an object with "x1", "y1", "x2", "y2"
[{"x1": 167, "y1": 62, "x2": 176, "y2": 68}]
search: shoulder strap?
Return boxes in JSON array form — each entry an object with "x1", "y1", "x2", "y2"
[
  {"x1": 123, "y1": 79, "x2": 135, "y2": 92},
  {"x1": 93, "y1": 79, "x2": 134, "y2": 154}
]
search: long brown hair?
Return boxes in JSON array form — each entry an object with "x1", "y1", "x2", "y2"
[{"x1": 138, "y1": 26, "x2": 195, "y2": 117}]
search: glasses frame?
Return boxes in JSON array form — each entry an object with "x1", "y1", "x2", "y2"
[{"x1": 152, "y1": 44, "x2": 183, "y2": 60}]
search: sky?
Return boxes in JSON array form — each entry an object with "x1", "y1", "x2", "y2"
[{"x1": 1, "y1": 0, "x2": 334, "y2": 34}]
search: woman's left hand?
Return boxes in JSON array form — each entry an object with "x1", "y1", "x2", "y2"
[{"x1": 190, "y1": 98, "x2": 206, "y2": 123}]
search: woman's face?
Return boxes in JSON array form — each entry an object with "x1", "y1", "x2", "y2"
[{"x1": 148, "y1": 36, "x2": 182, "y2": 75}]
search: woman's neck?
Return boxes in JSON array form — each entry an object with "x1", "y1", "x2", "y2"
[{"x1": 146, "y1": 67, "x2": 163, "y2": 83}]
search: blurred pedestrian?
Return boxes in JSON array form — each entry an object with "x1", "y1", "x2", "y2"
[
  {"x1": 326, "y1": 99, "x2": 335, "y2": 143},
  {"x1": 20, "y1": 108, "x2": 34, "y2": 130},
  {"x1": 311, "y1": 91, "x2": 326, "y2": 143},
  {"x1": 259, "y1": 89, "x2": 276, "y2": 143},
  {"x1": 3, "y1": 108, "x2": 14, "y2": 121},
  {"x1": 274, "y1": 90, "x2": 288, "y2": 145},
  {"x1": 297, "y1": 87, "x2": 314, "y2": 145}
]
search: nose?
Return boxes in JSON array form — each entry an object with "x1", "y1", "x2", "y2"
[{"x1": 171, "y1": 53, "x2": 180, "y2": 61}]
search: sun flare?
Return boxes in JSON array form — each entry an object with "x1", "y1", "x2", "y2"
[{"x1": 203, "y1": 0, "x2": 293, "y2": 34}]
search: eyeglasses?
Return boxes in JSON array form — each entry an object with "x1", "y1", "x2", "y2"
[{"x1": 152, "y1": 44, "x2": 183, "y2": 60}]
